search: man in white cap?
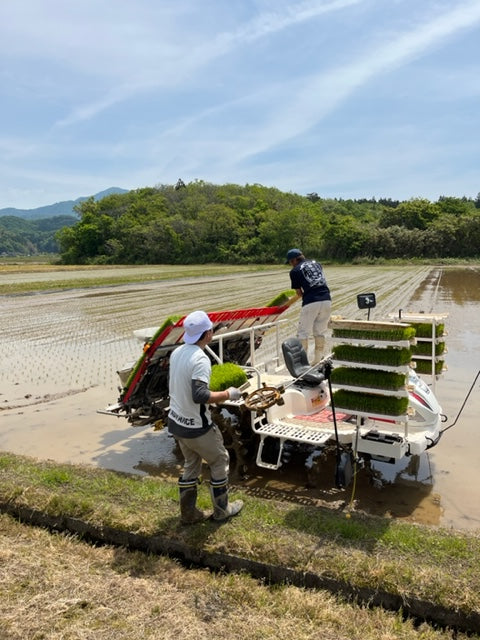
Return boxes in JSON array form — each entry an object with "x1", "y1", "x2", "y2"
[
  {"x1": 285, "y1": 248, "x2": 332, "y2": 363},
  {"x1": 168, "y1": 310, "x2": 244, "y2": 524}
]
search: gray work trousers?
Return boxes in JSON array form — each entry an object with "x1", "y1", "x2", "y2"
[{"x1": 175, "y1": 424, "x2": 229, "y2": 481}]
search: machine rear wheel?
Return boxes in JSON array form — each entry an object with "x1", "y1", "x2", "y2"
[{"x1": 210, "y1": 405, "x2": 258, "y2": 478}]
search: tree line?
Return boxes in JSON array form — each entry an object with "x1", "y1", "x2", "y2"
[
  {"x1": 3, "y1": 181, "x2": 479, "y2": 262},
  {"x1": 54, "y1": 181, "x2": 480, "y2": 264}
]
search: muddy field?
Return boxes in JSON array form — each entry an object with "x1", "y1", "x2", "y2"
[{"x1": 1, "y1": 264, "x2": 479, "y2": 531}]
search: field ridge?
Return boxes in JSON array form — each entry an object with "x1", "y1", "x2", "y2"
[{"x1": 1, "y1": 453, "x2": 480, "y2": 635}]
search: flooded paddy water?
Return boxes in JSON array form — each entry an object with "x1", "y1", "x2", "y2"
[{"x1": 1, "y1": 264, "x2": 479, "y2": 531}]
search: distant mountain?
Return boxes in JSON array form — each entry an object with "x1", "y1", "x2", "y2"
[{"x1": 0, "y1": 187, "x2": 129, "y2": 220}]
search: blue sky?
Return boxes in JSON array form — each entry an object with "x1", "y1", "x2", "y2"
[{"x1": 1, "y1": 0, "x2": 480, "y2": 210}]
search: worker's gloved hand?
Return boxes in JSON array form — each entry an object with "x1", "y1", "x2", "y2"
[{"x1": 227, "y1": 387, "x2": 242, "y2": 401}]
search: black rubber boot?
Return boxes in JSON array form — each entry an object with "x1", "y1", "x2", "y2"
[
  {"x1": 209, "y1": 478, "x2": 243, "y2": 521},
  {"x1": 178, "y1": 477, "x2": 209, "y2": 525}
]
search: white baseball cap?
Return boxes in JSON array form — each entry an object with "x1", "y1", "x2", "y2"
[{"x1": 183, "y1": 310, "x2": 213, "y2": 344}]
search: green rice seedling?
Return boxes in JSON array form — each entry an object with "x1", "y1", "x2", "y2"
[
  {"x1": 332, "y1": 344, "x2": 412, "y2": 367},
  {"x1": 333, "y1": 389, "x2": 409, "y2": 415},
  {"x1": 330, "y1": 367, "x2": 407, "y2": 390},
  {"x1": 332, "y1": 326, "x2": 415, "y2": 342},
  {"x1": 412, "y1": 359, "x2": 445, "y2": 375},
  {"x1": 409, "y1": 322, "x2": 445, "y2": 338},
  {"x1": 210, "y1": 362, "x2": 248, "y2": 391},
  {"x1": 123, "y1": 314, "x2": 181, "y2": 390},
  {"x1": 266, "y1": 289, "x2": 296, "y2": 307},
  {"x1": 411, "y1": 341, "x2": 446, "y2": 356}
]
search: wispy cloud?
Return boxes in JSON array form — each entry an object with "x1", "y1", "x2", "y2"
[
  {"x1": 213, "y1": 0, "x2": 364, "y2": 47},
  {"x1": 229, "y1": 0, "x2": 480, "y2": 158},
  {"x1": 141, "y1": 0, "x2": 480, "y2": 176},
  {"x1": 1, "y1": 0, "x2": 479, "y2": 208},
  {"x1": 53, "y1": 0, "x2": 365, "y2": 128}
]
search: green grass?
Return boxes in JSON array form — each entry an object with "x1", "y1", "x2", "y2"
[
  {"x1": 0, "y1": 253, "x2": 60, "y2": 264},
  {"x1": 1, "y1": 451, "x2": 480, "y2": 616},
  {"x1": 3, "y1": 513, "x2": 469, "y2": 640}
]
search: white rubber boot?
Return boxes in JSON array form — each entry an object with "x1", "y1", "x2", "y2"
[
  {"x1": 300, "y1": 339, "x2": 309, "y2": 359},
  {"x1": 314, "y1": 337, "x2": 325, "y2": 364}
]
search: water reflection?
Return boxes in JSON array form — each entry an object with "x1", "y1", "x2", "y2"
[
  {"x1": 369, "y1": 452, "x2": 434, "y2": 486},
  {"x1": 410, "y1": 266, "x2": 480, "y2": 306},
  {"x1": 243, "y1": 449, "x2": 441, "y2": 524},
  {"x1": 133, "y1": 432, "x2": 183, "y2": 476},
  {"x1": 437, "y1": 267, "x2": 480, "y2": 304}
]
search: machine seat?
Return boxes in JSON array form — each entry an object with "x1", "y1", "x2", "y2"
[{"x1": 281, "y1": 338, "x2": 325, "y2": 386}]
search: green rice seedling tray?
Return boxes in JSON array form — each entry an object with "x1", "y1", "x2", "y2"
[
  {"x1": 331, "y1": 324, "x2": 416, "y2": 343},
  {"x1": 330, "y1": 366, "x2": 407, "y2": 391},
  {"x1": 333, "y1": 389, "x2": 409, "y2": 416},
  {"x1": 411, "y1": 341, "x2": 446, "y2": 357},
  {"x1": 266, "y1": 289, "x2": 296, "y2": 307},
  {"x1": 412, "y1": 359, "x2": 445, "y2": 375},
  {"x1": 409, "y1": 322, "x2": 445, "y2": 338},
  {"x1": 123, "y1": 315, "x2": 181, "y2": 390},
  {"x1": 332, "y1": 344, "x2": 412, "y2": 367}
]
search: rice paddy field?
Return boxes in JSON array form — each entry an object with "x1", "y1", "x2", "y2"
[{"x1": 1, "y1": 263, "x2": 479, "y2": 531}]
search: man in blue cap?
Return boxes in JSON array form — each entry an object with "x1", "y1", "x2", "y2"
[{"x1": 285, "y1": 249, "x2": 332, "y2": 363}]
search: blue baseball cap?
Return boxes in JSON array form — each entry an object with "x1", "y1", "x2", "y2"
[{"x1": 285, "y1": 248, "x2": 302, "y2": 264}]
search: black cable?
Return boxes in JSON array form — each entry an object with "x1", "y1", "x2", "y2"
[{"x1": 440, "y1": 369, "x2": 480, "y2": 433}]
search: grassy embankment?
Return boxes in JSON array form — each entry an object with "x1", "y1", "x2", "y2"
[
  {"x1": 0, "y1": 263, "x2": 281, "y2": 295},
  {"x1": 1, "y1": 452, "x2": 479, "y2": 637}
]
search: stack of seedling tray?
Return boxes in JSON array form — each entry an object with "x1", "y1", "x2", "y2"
[
  {"x1": 387, "y1": 312, "x2": 448, "y2": 379},
  {"x1": 330, "y1": 319, "x2": 416, "y2": 419}
]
